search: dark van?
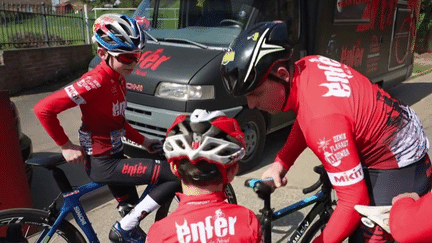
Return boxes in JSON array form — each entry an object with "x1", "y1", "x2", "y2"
[{"x1": 89, "y1": 0, "x2": 421, "y2": 173}]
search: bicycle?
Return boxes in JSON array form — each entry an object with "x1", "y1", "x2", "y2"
[
  {"x1": 244, "y1": 165, "x2": 336, "y2": 243},
  {"x1": 0, "y1": 152, "x2": 237, "y2": 243}
]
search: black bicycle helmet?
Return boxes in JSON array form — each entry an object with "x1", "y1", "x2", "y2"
[{"x1": 220, "y1": 21, "x2": 293, "y2": 96}]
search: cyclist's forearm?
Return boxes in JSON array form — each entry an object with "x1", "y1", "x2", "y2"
[
  {"x1": 320, "y1": 183, "x2": 369, "y2": 242},
  {"x1": 276, "y1": 120, "x2": 306, "y2": 170},
  {"x1": 124, "y1": 122, "x2": 145, "y2": 144},
  {"x1": 390, "y1": 192, "x2": 432, "y2": 242},
  {"x1": 34, "y1": 88, "x2": 79, "y2": 145}
]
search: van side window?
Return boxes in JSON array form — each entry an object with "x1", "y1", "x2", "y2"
[
  {"x1": 151, "y1": 0, "x2": 180, "y2": 29},
  {"x1": 256, "y1": 0, "x2": 300, "y2": 44},
  {"x1": 280, "y1": 0, "x2": 300, "y2": 43}
]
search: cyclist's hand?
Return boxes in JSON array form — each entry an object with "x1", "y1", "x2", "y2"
[
  {"x1": 60, "y1": 140, "x2": 86, "y2": 164},
  {"x1": 392, "y1": 192, "x2": 420, "y2": 204},
  {"x1": 261, "y1": 162, "x2": 288, "y2": 188},
  {"x1": 142, "y1": 138, "x2": 162, "y2": 154}
]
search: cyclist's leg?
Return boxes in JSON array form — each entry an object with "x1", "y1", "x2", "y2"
[
  {"x1": 86, "y1": 153, "x2": 140, "y2": 211},
  {"x1": 87, "y1": 152, "x2": 181, "y2": 231},
  {"x1": 349, "y1": 155, "x2": 432, "y2": 242}
]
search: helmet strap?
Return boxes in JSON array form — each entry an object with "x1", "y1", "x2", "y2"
[
  {"x1": 105, "y1": 53, "x2": 113, "y2": 68},
  {"x1": 279, "y1": 62, "x2": 294, "y2": 110}
]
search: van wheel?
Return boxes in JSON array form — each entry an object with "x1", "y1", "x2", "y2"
[{"x1": 235, "y1": 109, "x2": 266, "y2": 174}]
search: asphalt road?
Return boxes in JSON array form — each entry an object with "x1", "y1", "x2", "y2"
[{"x1": 10, "y1": 70, "x2": 432, "y2": 242}]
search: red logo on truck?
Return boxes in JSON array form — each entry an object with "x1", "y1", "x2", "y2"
[{"x1": 134, "y1": 48, "x2": 171, "y2": 76}]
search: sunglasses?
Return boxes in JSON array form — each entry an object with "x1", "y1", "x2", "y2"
[{"x1": 109, "y1": 52, "x2": 141, "y2": 65}]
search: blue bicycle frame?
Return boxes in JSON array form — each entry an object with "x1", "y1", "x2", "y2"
[{"x1": 43, "y1": 182, "x2": 104, "y2": 243}]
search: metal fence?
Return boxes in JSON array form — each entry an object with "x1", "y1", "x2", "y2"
[{"x1": 0, "y1": 2, "x2": 95, "y2": 50}]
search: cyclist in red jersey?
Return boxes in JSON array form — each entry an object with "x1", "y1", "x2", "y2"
[
  {"x1": 146, "y1": 109, "x2": 263, "y2": 243},
  {"x1": 220, "y1": 21, "x2": 431, "y2": 242},
  {"x1": 390, "y1": 192, "x2": 432, "y2": 242},
  {"x1": 34, "y1": 13, "x2": 180, "y2": 242}
]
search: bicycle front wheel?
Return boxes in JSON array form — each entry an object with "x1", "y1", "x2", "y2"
[
  {"x1": 0, "y1": 208, "x2": 86, "y2": 243},
  {"x1": 154, "y1": 183, "x2": 237, "y2": 221}
]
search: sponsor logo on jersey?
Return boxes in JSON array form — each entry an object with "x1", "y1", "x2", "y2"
[
  {"x1": 327, "y1": 163, "x2": 364, "y2": 186},
  {"x1": 112, "y1": 100, "x2": 126, "y2": 117},
  {"x1": 77, "y1": 77, "x2": 101, "y2": 91},
  {"x1": 65, "y1": 84, "x2": 86, "y2": 105},
  {"x1": 317, "y1": 133, "x2": 350, "y2": 167},
  {"x1": 175, "y1": 209, "x2": 237, "y2": 243},
  {"x1": 309, "y1": 56, "x2": 353, "y2": 98}
]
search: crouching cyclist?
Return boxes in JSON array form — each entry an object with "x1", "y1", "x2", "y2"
[
  {"x1": 146, "y1": 109, "x2": 263, "y2": 243},
  {"x1": 220, "y1": 21, "x2": 432, "y2": 242}
]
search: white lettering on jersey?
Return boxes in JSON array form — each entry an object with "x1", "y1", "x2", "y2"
[
  {"x1": 64, "y1": 84, "x2": 86, "y2": 105},
  {"x1": 112, "y1": 101, "x2": 126, "y2": 117},
  {"x1": 317, "y1": 133, "x2": 350, "y2": 167},
  {"x1": 175, "y1": 209, "x2": 237, "y2": 243},
  {"x1": 77, "y1": 77, "x2": 101, "y2": 91},
  {"x1": 309, "y1": 56, "x2": 353, "y2": 97},
  {"x1": 327, "y1": 163, "x2": 364, "y2": 186}
]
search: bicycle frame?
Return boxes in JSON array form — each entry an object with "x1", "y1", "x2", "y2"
[
  {"x1": 42, "y1": 181, "x2": 104, "y2": 243},
  {"x1": 245, "y1": 165, "x2": 334, "y2": 243},
  {"x1": 40, "y1": 181, "x2": 157, "y2": 243},
  {"x1": 26, "y1": 153, "x2": 159, "y2": 243}
]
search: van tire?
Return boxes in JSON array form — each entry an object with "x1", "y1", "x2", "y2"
[{"x1": 235, "y1": 109, "x2": 266, "y2": 174}]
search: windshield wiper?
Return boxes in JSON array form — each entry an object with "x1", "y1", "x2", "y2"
[
  {"x1": 142, "y1": 29, "x2": 159, "y2": 43},
  {"x1": 159, "y1": 38, "x2": 208, "y2": 49}
]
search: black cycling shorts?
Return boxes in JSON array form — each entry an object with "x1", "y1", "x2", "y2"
[{"x1": 349, "y1": 154, "x2": 432, "y2": 242}]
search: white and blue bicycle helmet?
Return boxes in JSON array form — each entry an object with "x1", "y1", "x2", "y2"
[{"x1": 92, "y1": 13, "x2": 146, "y2": 52}]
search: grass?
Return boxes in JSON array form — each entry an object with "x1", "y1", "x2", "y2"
[
  {"x1": 413, "y1": 63, "x2": 432, "y2": 74},
  {"x1": 0, "y1": 13, "x2": 92, "y2": 49}
]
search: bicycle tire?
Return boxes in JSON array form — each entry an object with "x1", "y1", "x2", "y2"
[
  {"x1": 299, "y1": 217, "x2": 328, "y2": 243},
  {"x1": 154, "y1": 183, "x2": 237, "y2": 221},
  {"x1": 0, "y1": 208, "x2": 86, "y2": 243}
]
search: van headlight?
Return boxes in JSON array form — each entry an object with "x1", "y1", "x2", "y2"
[{"x1": 155, "y1": 82, "x2": 215, "y2": 101}]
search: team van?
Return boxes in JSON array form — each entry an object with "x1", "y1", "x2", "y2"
[{"x1": 89, "y1": 0, "x2": 421, "y2": 173}]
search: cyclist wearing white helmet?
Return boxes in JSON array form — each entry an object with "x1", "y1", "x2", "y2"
[
  {"x1": 34, "y1": 13, "x2": 181, "y2": 243},
  {"x1": 146, "y1": 109, "x2": 263, "y2": 243},
  {"x1": 220, "y1": 21, "x2": 431, "y2": 242}
]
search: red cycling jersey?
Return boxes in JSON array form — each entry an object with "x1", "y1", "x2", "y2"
[
  {"x1": 146, "y1": 191, "x2": 263, "y2": 243},
  {"x1": 34, "y1": 62, "x2": 145, "y2": 156},
  {"x1": 276, "y1": 56, "x2": 429, "y2": 242},
  {"x1": 390, "y1": 192, "x2": 432, "y2": 242}
]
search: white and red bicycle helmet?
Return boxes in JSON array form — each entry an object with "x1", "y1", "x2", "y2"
[
  {"x1": 92, "y1": 13, "x2": 146, "y2": 53},
  {"x1": 163, "y1": 109, "x2": 246, "y2": 184}
]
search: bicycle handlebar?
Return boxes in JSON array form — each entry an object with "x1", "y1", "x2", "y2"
[
  {"x1": 302, "y1": 165, "x2": 328, "y2": 194},
  {"x1": 245, "y1": 165, "x2": 331, "y2": 198}
]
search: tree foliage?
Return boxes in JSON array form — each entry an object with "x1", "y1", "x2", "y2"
[{"x1": 416, "y1": 0, "x2": 432, "y2": 53}]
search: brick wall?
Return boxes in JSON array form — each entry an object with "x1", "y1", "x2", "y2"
[{"x1": 0, "y1": 45, "x2": 93, "y2": 94}]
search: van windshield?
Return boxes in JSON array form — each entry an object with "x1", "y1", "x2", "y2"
[{"x1": 133, "y1": 0, "x2": 255, "y2": 47}]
